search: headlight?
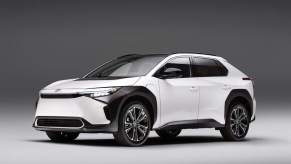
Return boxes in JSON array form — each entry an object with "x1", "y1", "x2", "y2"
[
  {"x1": 82, "y1": 87, "x2": 120, "y2": 98},
  {"x1": 35, "y1": 97, "x2": 39, "y2": 109}
]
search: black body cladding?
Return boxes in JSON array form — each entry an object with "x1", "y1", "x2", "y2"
[
  {"x1": 224, "y1": 89, "x2": 253, "y2": 120},
  {"x1": 96, "y1": 86, "x2": 157, "y2": 132},
  {"x1": 157, "y1": 119, "x2": 224, "y2": 130}
]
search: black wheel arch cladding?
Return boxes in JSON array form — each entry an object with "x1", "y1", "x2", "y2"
[
  {"x1": 95, "y1": 86, "x2": 157, "y2": 131},
  {"x1": 225, "y1": 89, "x2": 253, "y2": 120}
]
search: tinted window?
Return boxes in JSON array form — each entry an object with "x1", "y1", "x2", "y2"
[
  {"x1": 84, "y1": 55, "x2": 166, "y2": 78},
  {"x1": 155, "y1": 57, "x2": 191, "y2": 78},
  {"x1": 192, "y1": 57, "x2": 228, "y2": 77}
]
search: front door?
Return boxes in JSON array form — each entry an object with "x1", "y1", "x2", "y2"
[{"x1": 154, "y1": 57, "x2": 199, "y2": 125}]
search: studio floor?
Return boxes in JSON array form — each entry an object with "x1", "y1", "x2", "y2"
[{"x1": 1, "y1": 101, "x2": 290, "y2": 164}]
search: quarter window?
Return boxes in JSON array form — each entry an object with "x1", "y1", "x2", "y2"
[{"x1": 192, "y1": 57, "x2": 228, "y2": 77}]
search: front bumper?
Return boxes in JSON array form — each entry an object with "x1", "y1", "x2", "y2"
[
  {"x1": 251, "y1": 98, "x2": 256, "y2": 122},
  {"x1": 251, "y1": 116, "x2": 256, "y2": 122},
  {"x1": 33, "y1": 96, "x2": 116, "y2": 132},
  {"x1": 33, "y1": 116, "x2": 115, "y2": 133}
]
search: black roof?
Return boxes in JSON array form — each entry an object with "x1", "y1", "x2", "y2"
[
  {"x1": 117, "y1": 53, "x2": 170, "y2": 59},
  {"x1": 117, "y1": 53, "x2": 218, "y2": 59}
]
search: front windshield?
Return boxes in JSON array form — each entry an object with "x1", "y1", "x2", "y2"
[{"x1": 83, "y1": 55, "x2": 167, "y2": 78}]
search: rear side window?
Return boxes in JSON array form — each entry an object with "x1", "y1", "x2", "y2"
[{"x1": 192, "y1": 57, "x2": 228, "y2": 77}]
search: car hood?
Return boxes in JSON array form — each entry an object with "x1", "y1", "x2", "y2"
[{"x1": 43, "y1": 77, "x2": 141, "y2": 90}]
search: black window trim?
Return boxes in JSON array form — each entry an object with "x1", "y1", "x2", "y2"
[
  {"x1": 191, "y1": 57, "x2": 229, "y2": 77},
  {"x1": 153, "y1": 56, "x2": 192, "y2": 79}
]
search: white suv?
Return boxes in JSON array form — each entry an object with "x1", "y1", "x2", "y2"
[{"x1": 33, "y1": 53, "x2": 256, "y2": 146}]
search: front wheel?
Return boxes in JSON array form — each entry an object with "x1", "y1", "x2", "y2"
[
  {"x1": 113, "y1": 101, "x2": 151, "y2": 146},
  {"x1": 46, "y1": 131, "x2": 79, "y2": 142},
  {"x1": 220, "y1": 102, "x2": 250, "y2": 141}
]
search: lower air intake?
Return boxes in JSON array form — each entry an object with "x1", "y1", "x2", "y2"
[{"x1": 36, "y1": 118, "x2": 84, "y2": 128}]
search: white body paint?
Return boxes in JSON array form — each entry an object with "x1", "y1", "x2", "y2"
[{"x1": 35, "y1": 53, "x2": 256, "y2": 129}]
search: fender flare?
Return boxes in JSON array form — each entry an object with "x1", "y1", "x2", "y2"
[
  {"x1": 224, "y1": 89, "x2": 253, "y2": 119},
  {"x1": 96, "y1": 86, "x2": 157, "y2": 132}
]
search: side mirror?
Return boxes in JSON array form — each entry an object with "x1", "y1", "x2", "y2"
[
  {"x1": 157, "y1": 68, "x2": 183, "y2": 79},
  {"x1": 154, "y1": 67, "x2": 184, "y2": 79},
  {"x1": 159, "y1": 72, "x2": 179, "y2": 79}
]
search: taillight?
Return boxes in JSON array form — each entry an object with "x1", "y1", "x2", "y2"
[{"x1": 242, "y1": 77, "x2": 254, "y2": 86}]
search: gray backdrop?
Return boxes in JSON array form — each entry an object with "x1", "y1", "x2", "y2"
[
  {"x1": 1, "y1": 0, "x2": 290, "y2": 103},
  {"x1": 1, "y1": 1, "x2": 291, "y2": 164}
]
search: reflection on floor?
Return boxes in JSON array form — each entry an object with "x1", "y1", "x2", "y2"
[{"x1": 1, "y1": 102, "x2": 291, "y2": 164}]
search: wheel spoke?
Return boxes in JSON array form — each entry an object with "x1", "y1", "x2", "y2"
[
  {"x1": 231, "y1": 123, "x2": 236, "y2": 135},
  {"x1": 137, "y1": 113, "x2": 147, "y2": 123},
  {"x1": 239, "y1": 124, "x2": 246, "y2": 134},
  {"x1": 235, "y1": 124, "x2": 239, "y2": 136},
  {"x1": 128, "y1": 110, "x2": 135, "y2": 122},
  {"x1": 137, "y1": 125, "x2": 146, "y2": 137},
  {"x1": 234, "y1": 109, "x2": 239, "y2": 119},
  {"x1": 240, "y1": 107, "x2": 247, "y2": 118},
  {"x1": 136, "y1": 109, "x2": 142, "y2": 120},
  {"x1": 125, "y1": 123, "x2": 133, "y2": 132},
  {"x1": 239, "y1": 115, "x2": 247, "y2": 122},
  {"x1": 240, "y1": 122, "x2": 247, "y2": 128},
  {"x1": 138, "y1": 124, "x2": 148, "y2": 131},
  {"x1": 125, "y1": 127, "x2": 133, "y2": 133},
  {"x1": 125, "y1": 122, "x2": 133, "y2": 126},
  {"x1": 130, "y1": 127, "x2": 135, "y2": 141},
  {"x1": 134, "y1": 127, "x2": 139, "y2": 141},
  {"x1": 237, "y1": 125, "x2": 242, "y2": 136},
  {"x1": 230, "y1": 118, "x2": 235, "y2": 125},
  {"x1": 133, "y1": 107, "x2": 137, "y2": 121}
]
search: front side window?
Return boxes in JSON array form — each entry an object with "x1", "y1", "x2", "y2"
[
  {"x1": 84, "y1": 55, "x2": 166, "y2": 78},
  {"x1": 192, "y1": 57, "x2": 228, "y2": 77},
  {"x1": 154, "y1": 57, "x2": 191, "y2": 79}
]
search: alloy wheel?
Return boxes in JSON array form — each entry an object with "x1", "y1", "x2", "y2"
[
  {"x1": 230, "y1": 105, "x2": 249, "y2": 138},
  {"x1": 124, "y1": 104, "x2": 149, "y2": 143}
]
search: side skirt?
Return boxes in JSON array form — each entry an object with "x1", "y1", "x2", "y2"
[{"x1": 155, "y1": 119, "x2": 224, "y2": 130}]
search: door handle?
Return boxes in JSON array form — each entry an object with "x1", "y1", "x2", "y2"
[
  {"x1": 190, "y1": 86, "x2": 198, "y2": 91},
  {"x1": 223, "y1": 85, "x2": 231, "y2": 90}
]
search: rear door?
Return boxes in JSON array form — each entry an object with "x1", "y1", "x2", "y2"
[{"x1": 191, "y1": 57, "x2": 230, "y2": 123}]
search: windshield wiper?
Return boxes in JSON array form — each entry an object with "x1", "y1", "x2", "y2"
[{"x1": 83, "y1": 73, "x2": 107, "y2": 79}]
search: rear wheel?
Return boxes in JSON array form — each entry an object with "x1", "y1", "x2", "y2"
[
  {"x1": 46, "y1": 131, "x2": 79, "y2": 142},
  {"x1": 113, "y1": 101, "x2": 151, "y2": 146},
  {"x1": 156, "y1": 129, "x2": 181, "y2": 140},
  {"x1": 220, "y1": 102, "x2": 250, "y2": 141}
]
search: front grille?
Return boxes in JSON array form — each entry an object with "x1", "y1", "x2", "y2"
[
  {"x1": 40, "y1": 93, "x2": 82, "y2": 99},
  {"x1": 36, "y1": 118, "x2": 84, "y2": 128}
]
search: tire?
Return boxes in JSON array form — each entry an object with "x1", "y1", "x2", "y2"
[
  {"x1": 156, "y1": 129, "x2": 181, "y2": 140},
  {"x1": 113, "y1": 101, "x2": 151, "y2": 146},
  {"x1": 220, "y1": 102, "x2": 250, "y2": 141},
  {"x1": 46, "y1": 131, "x2": 79, "y2": 142}
]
